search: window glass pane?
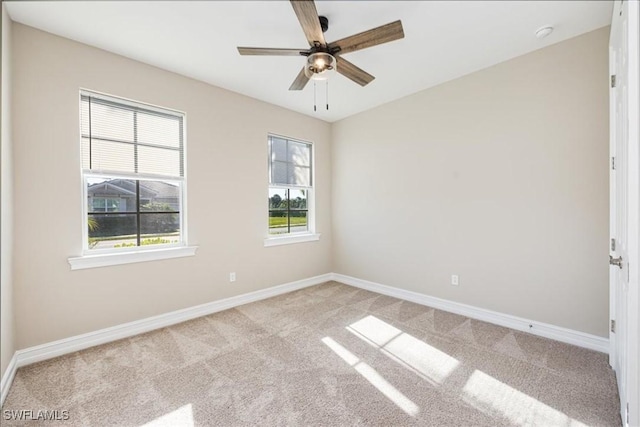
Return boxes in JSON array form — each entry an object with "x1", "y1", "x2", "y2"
[
  {"x1": 269, "y1": 211, "x2": 289, "y2": 235},
  {"x1": 90, "y1": 102, "x2": 134, "y2": 142},
  {"x1": 87, "y1": 178, "x2": 136, "y2": 213},
  {"x1": 289, "y1": 210, "x2": 308, "y2": 233},
  {"x1": 269, "y1": 188, "x2": 287, "y2": 210},
  {"x1": 288, "y1": 165, "x2": 311, "y2": 187},
  {"x1": 86, "y1": 177, "x2": 182, "y2": 250},
  {"x1": 89, "y1": 140, "x2": 135, "y2": 173},
  {"x1": 140, "y1": 213, "x2": 180, "y2": 246},
  {"x1": 137, "y1": 113, "x2": 181, "y2": 148},
  {"x1": 269, "y1": 188, "x2": 288, "y2": 235},
  {"x1": 288, "y1": 189, "x2": 308, "y2": 233},
  {"x1": 87, "y1": 214, "x2": 137, "y2": 250},
  {"x1": 270, "y1": 137, "x2": 287, "y2": 162},
  {"x1": 271, "y1": 161, "x2": 288, "y2": 185},
  {"x1": 288, "y1": 141, "x2": 310, "y2": 166},
  {"x1": 140, "y1": 180, "x2": 180, "y2": 211},
  {"x1": 289, "y1": 189, "x2": 307, "y2": 210}
]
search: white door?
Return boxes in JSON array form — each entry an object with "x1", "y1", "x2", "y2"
[
  {"x1": 609, "y1": 0, "x2": 639, "y2": 425},
  {"x1": 609, "y1": 3, "x2": 628, "y2": 411}
]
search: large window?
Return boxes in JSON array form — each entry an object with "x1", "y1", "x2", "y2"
[
  {"x1": 268, "y1": 135, "x2": 313, "y2": 236},
  {"x1": 80, "y1": 91, "x2": 185, "y2": 252}
]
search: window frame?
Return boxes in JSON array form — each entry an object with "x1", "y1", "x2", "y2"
[
  {"x1": 76, "y1": 89, "x2": 193, "y2": 261},
  {"x1": 266, "y1": 134, "x2": 319, "y2": 246}
]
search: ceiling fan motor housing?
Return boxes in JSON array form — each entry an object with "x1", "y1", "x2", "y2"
[{"x1": 319, "y1": 16, "x2": 329, "y2": 33}]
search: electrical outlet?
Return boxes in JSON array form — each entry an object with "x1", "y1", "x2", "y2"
[
  {"x1": 229, "y1": 272, "x2": 236, "y2": 282},
  {"x1": 451, "y1": 275, "x2": 459, "y2": 286}
]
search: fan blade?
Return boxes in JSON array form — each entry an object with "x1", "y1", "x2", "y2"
[
  {"x1": 289, "y1": 67, "x2": 310, "y2": 90},
  {"x1": 237, "y1": 47, "x2": 309, "y2": 56},
  {"x1": 290, "y1": 0, "x2": 326, "y2": 47},
  {"x1": 329, "y1": 20, "x2": 404, "y2": 55},
  {"x1": 336, "y1": 56, "x2": 375, "y2": 86}
]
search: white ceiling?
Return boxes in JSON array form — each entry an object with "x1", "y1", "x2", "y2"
[{"x1": 6, "y1": 1, "x2": 613, "y2": 122}]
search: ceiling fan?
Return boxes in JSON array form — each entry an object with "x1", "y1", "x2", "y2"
[{"x1": 237, "y1": 0, "x2": 404, "y2": 90}]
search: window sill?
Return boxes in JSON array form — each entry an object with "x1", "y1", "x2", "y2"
[
  {"x1": 68, "y1": 246, "x2": 198, "y2": 270},
  {"x1": 264, "y1": 233, "x2": 320, "y2": 247}
]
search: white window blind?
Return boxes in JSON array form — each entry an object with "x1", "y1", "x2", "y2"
[
  {"x1": 269, "y1": 135, "x2": 312, "y2": 187},
  {"x1": 81, "y1": 92, "x2": 184, "y2": 178}
]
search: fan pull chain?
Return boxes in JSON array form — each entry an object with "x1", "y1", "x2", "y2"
[
  {"x1": 326, "y1": 80, "x2": 329, "y2": 110},
  {"x1": 313, "y1": 81, "x2": 317, "y2": 112}
]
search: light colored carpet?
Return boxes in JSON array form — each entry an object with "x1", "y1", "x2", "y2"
[{"x1": 2, "y1": 281, "x2": 620, "y2": 426}]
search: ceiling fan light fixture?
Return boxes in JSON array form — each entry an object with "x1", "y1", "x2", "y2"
[{"x1": 304, "y1": 52, "x2": 337, "y2": 81}]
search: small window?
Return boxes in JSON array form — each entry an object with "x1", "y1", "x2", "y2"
[
  {"x1": 268, "y1": 135, "x2": 313, "y2": 236},
  {"x1": 91, "y1": 197, "x2": 121, "y2": 212},
  {"x1": 80, "y1": 91, "x2": 186, "y2": 252}
]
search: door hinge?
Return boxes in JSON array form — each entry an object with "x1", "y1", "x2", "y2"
[
  {"x1": 611, "y1": 75, "x2": 617, "y2": 87},
  {"x1": 626, "y1": 402, "x2": 629, "y2": 424},
  {"x1": 611, "y1": 319, "x2": 616, "y2": 333},
  {"x1": 611, "y1": 238, "x2": 616, "y2": 251},
  {"x1": 612, "y1": 157, "x2": 616, "y2": 170}
]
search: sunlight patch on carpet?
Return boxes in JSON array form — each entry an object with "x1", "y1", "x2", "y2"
[
  {"x1": 347, "y1": 315, "x2": 459, "y2": 385},
  {"x1": 462, "y1": 370, "x2": 587, "y2": 427},
  {"x1": 322, "y1": 336, "x2": 420, "y2": 416},
  {"x1": 140, "y1": 403, "x2": 194, "y2": 427}
]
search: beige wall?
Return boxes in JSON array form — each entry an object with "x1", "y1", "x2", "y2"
[
  {"x1": 7, "y1": 22, "x2": 610, "y2": 351},
  {"x1": 332, "y1": 27, "x2": 610, "y2": 337},
  {"x1": 11, "y1": 23, "x2": 332, "y2": 349},
  {"x1": 1, "y1": 4, "x2": 15, "y2": 378}
]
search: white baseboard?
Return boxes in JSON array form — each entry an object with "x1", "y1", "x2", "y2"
[
  {"x1": 0, "y1": 273, "x2": 332, "y2": 404},
  {"x1": 331, "y1": 273, "x2": 609, "y2": 353},
  {"x1": 0, "y1": 353, "x2": 18, "y2": 406}
]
